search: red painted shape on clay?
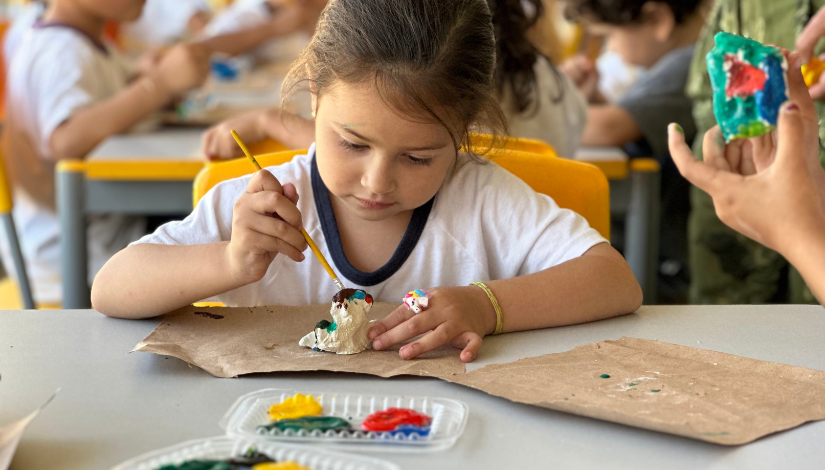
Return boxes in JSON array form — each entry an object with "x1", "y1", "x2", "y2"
[{"x1": 724, "y1": 53, "x2": 767, "y2": 98}]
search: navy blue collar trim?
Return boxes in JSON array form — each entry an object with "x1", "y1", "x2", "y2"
[
  {"x1": 310, "y1": 153, "x2": 434, "y2": 286},
  {"x1": 33, "y1": 21, "x2": 109, "y2": 55}
]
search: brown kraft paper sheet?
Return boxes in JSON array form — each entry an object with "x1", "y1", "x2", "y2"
[
  {"x1": 132, "y1": 304, "x2": 465, "y2": 379},
  {"x1": 134, "y1": 306, "x2": 825, "y2": 445},
  {"x1": 448, "y1": 336, "x2": 825, "y2": 445}
]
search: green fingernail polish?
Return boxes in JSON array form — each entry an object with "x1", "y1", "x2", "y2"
[{"x1": 673, "y1": 123, "x2": 684, "y2": 135}]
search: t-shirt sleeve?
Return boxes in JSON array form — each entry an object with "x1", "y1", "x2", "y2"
[
  {"x1": 131, "y1": 175, "x2": 246, "y2": 247},
  {"x1": 474, "y1": 165, "x2": 609, "y2": 279},
  {"x1": 29, "y1": 44, "x2": 100, "y2": 156}
]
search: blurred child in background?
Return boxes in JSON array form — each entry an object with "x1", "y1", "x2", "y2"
[
  {"x1": 200, "y1": 0, "x2": 327, "y2": 62},
  {"x1": 561, "y1": 0, "x2": 707, "y2": 302},
  {"x1": 120, "y1": 0, "x2": 211, "y2": 56},
  {"x1": 1, "y1": 0, "x2": 209, "y2": 304}
]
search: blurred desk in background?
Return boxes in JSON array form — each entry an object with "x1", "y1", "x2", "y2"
[{"x1": 574, "y1": 147, "x2": 661, "y2": 304}]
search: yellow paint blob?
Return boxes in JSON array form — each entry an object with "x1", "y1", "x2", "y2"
[
  {"x1": 252, "y1": 462, "x2": 311, "y2": 470},
  {"x1": 802, "y1": 58, "x2": 825, "y2": 87},
  {"x1": 268, "y1": 393, "x2": 323, "y2": 420}
]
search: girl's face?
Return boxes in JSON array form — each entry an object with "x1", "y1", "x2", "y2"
[{"x1": 313, "y1": 82, "x2": 456, "y2": 222}]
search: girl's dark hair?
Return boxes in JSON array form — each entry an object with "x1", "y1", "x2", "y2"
[
  {"x1": 490, "y1": 0, "x2": 564, "y2": 114},
  {"x1": 564, "y1": 0, "x2": 705, "y2": 25},
  {"x1": 282, "y1": 0, "x2": 506, "y2": 155}
]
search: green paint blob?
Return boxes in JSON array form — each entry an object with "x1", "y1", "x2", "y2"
[
  {"x1": 315, "y1": 319, "x2": 331, "y2": 330},
  {"x1": 258, "y1": 416, "x2": 352, "y2": 433},
  {"x1": 600, "y1": 374, "x2": 610, "y2": 379},
  {"x1": 157, "y1": 450, "x2": 274, "y2": 469},
  {"x1": 325, "y1": 321, "x2": 338, "y2": 333},
  {"x1": 628, "y1": 382, "x2": 638, "y2": 386},
  {"x1": 650, "y1": 389, "x2": 661, "y2": 393}
]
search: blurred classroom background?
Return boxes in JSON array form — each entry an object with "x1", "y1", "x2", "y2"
[{"x1": 0, "y1": 0, "x2": 802, "y2": 310}]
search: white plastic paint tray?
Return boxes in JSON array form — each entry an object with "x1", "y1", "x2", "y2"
[
  {"x1": 112, "y1": 436, "x2": 400, "y2": 470},
  {"x1": 220, "y1": 388, "x2": 469, "y2": 452}
]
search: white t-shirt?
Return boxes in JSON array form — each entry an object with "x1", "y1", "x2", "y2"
[
  {"x1": 2, "y1": 1, "x2": 45, "y2": 70},
  {"x1": 121, "y1": 0, "x2": 210, "y2": 51},
  {"x1": 503, "y1": 58, "x2": 588, "y2": 158},
  {"x1": 204, "y1": 0, "x2": 308, "y2": 63},
  {"x1": 2, "y1": 25, "x2": 146, "y2": 303},
  {"x1": 133, "y1": 144, "x2": 607, "y2": 307}
]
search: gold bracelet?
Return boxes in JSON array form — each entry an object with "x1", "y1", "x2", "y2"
[{"x1": 470, "y1": 281, "x2": 503, "y2": 335}]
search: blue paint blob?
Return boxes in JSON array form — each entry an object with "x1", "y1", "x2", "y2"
[
  {"x1": 756, "y1": 55, "x2": 787, "y2": 125},
  {"x1": 348, "y1": 290, "x2": 367, "y2": 301},
  {"x1": 390, "y1": 424, "x2": 431, "y2": 436}
]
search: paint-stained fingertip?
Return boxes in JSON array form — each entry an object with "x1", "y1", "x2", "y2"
[{"x1": 781, "y1": 101, "x2": 800, "y2": 114}]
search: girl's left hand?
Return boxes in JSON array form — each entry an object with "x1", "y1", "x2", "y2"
[{"x1": 367, "y1": 286, "x2": 497, "y2": 363}]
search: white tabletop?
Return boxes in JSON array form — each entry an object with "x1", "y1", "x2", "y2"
[
  {"x1": 2, "y1": 305, "x2": 824, "y2": 470},
  {"x1": 89, "y1": 128, "x2": 204, "y2": 161}
]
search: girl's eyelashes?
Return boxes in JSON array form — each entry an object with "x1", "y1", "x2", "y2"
[
  {"x1": 338, "y1": 137, "x2": 433, "y2": 166},
  {"x1": 406, "y1": 155, "x2": 433, "y2": 166},
  {"x1": 338, "y1": 138, "x2": 369, "y2": 152}
]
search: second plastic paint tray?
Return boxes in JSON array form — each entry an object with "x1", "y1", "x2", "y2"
[{"x1": 220, "y1": 388, "x2": 469, "y2": 452}]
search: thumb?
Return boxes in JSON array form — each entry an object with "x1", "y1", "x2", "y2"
[
  {"x1": 774, "y1": 101, "x2": 808, "y2": 169},
  {"x1": 282, "y1": 182, "x2": 300, "y2": 205}
]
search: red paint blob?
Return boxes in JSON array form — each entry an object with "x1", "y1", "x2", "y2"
[
  {"x1": 361, "y1": 408, "x2": 431, "y2": 432},
  {"x1": 724, "y1": 53, "x2": 767, "y2": 98}
]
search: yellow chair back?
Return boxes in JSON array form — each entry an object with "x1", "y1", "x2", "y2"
[
  {"x1": 193, "y1": 135, "x2": 610, "y2": 239},
  {"x1": 0, "y1": 137, "x2": 14, "y2": 215}
]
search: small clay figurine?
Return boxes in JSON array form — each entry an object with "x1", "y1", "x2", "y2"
[
  {"x1": 299, "y1": 289, "x2": 374, "y2": 354},
  {"x1": 707, "y1": 32, "x2": 789, "y2": 142}
]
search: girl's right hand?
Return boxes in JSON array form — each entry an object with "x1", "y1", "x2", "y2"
[{"x1": 228, "y1": 170, "x2": 308, "y2": 285}]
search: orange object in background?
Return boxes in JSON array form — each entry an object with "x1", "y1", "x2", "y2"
[
  {"x1": 0, "y1": 20, "x2": 10, "y2": 121},
  {"x1": 103, "y1": 19, "x2": 120, "y2": 47}
]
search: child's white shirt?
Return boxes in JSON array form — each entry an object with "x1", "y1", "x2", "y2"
[
  {"x1": 121, "y1": 0, "x2": 210, "y2": 50},
  {"x1": 2, "y1": 25, "x2": 146, "y2": 303},
  {"x1": 2, "y1": 1, "x2": 45, "y2": 70},
  {"x1": 132, "y1": 145, "x2": 607, "y2": 306},
  {"x1": 204, "y1": 0, "x2": 308, "y2": 63}
]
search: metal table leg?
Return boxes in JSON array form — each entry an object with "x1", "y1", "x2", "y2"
[
  {"x1": 1, "y1": 214, "x2": 35, "y2": 309},
  {"x1": 57, "y1": 162, "x2": 91, "y2": 309},
  {"x1": 624, "y1": 159, "x2": 661, "y2": 304}
]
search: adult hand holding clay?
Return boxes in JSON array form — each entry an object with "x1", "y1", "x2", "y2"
[{"x1": 667, "y1": 53, "x2": 825, "y2": 303}]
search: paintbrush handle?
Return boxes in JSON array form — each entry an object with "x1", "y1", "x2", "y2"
[{"x1": 302, "y1": 228, "x2": 344, "y2": 289}]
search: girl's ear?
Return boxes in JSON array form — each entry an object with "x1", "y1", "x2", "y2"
[{"x1": 642, "y1": 2, "x2": 676, "y2": 43}]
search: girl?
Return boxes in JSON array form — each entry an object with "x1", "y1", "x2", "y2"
[
  {"x1": 93, "y1": 0, "x2": 642, "y2": 363},
  {"x1": 201, "y1": 0, "x2": 587, "y2": 159}
]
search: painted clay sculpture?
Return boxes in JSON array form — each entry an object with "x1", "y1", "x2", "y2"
[
  {"x1": 707, "y1": 32, "x2": 789, "y2": 141},
  {"x1": 299, "y1": 289, "x2": 374, "y2": 354},
  {"x1": 361, "y1": 408, "x2": 432, "y2": 435},
  {"x1": 156, "y1": 449, "x2": 309, "y2": 470},
  {"x1": 257, "y1": 416, "x2": 353, "y2": 433},
  {"x1": 268, "y1": 393, "x2": 322, "y2": 420}
]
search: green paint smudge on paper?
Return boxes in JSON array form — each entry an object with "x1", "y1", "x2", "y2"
[
  {"x1": 650, "y1": 389, "x2": 661, "y2": 393},
  {"x1": 628, "y1": 382, "x2": 638, "y2": 386},
  {"x1": 600, "y1": 374, "x2": 610, "y2": 379}
]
